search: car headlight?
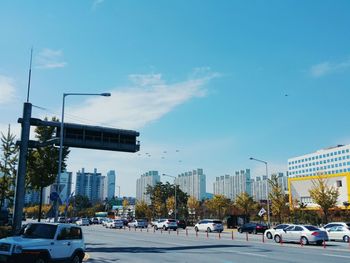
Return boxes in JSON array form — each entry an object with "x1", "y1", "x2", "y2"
[{"x1": 12, "y1": 245, "x2": 23, "y2": 254}]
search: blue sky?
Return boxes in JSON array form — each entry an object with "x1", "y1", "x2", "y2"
[{"x1": 1, "y1": 0, "x2": 350, "y2": 196}]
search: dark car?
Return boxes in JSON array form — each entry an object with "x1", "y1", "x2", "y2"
[
  {"x1": 177, "y1": 220, "x2": 187, "y2": 229},
  {"x1": 238, "y1": 222, "x2": 268, "y2": 234}
]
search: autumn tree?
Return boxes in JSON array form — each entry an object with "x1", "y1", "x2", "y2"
[
  {"x1": 26, "y1": 117, "x2": 70, "y2": 221},
  {"x1": 166, "y1": 196, "x2": 175, "y2": 215},
  {"x1": 309, "y1": 177, "x2": 339, "y2": 223},
  {"x1": 235, "y1": 192, "x2": 257, "y2": 223},
  {"x1": 0, "y1": 125, "x2": 18, "y2": 208},
  {"x1": 205, "y1": 194, "x2": 231, "y2": 219},
  {"x1": 135, "y1": 200, "x2": 151, "y2": 219},
  {"x1": 269, "y1": 174, "x2": 288, "y2": 223}
]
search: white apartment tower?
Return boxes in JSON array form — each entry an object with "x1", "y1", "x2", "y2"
[
  {"x1": 176, "y1": 168, "x2": 206, "y2": 200},
  {"x1": 213, "y1": 169, "x2": 251, "y2": 201},
  {"x1": 136, "y1": 171, "x2": 160, "y2": 205}
]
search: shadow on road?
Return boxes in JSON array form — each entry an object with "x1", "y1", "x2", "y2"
[{"x1": 86, "y1": 244, "x2": 252, "y2": 254}]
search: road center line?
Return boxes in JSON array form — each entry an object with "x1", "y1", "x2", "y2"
[{"x1": 237, "y1": 252, "x2": 267, "y2": 257}]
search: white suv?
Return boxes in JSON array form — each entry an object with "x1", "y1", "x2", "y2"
[
  {"x1": 194, "y1": 219, "x2": 223, "y2": 232},
  {"x1": 154, "y1": 219, "x2": 177, "y2": 231},
  {"x1": 0, "y1": 223, "x2": 85, "y2": 263}
]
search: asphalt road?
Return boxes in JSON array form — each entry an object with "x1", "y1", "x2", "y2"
[{"x1": 83, "y1": 225, "x2": 350, "y2": 263}]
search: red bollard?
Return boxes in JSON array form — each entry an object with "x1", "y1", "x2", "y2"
[
  {"x1": 262, "y1": 233, "x2": 265, "y2": 243},
  {"x1": 300, "y1": 237, "x2": 303, "y2": 247},
  {"x1": 177, "y1": 229, "x2": 179, "y2": 236},
  {"x1": 147, "y1": 227, "x2": 149, "y2": 233},
  {"x1": 134, "y1": 227, "x2": 136, "y2": 231},
  {"x1": 206, "y1": 231, "x2": 209, "y2": 239},
  {"x1": 323, "y1": 239, "x2": 326, "y2": 249},
  {"x1": 280, "y1": 234, "x2": 283, "y2": 246},
  {"x1": 124, "y1": 226, "x2": 126, "y2": 230},
  {"x1": 141, "y1": 228, "x2": 142, "y2": 232},
  {"x1": 246, "y1": 232, "x2": 248, "y2": 241},
  {"x1": 129, "y1": 227, "x2": 131, "y2": 231},
  {"x1": 186, "y1": 229, "x2": 188, "y2": 236},
  {"x1": 153, "y1": 227, "x2": 155, "y2": 233},
  {"x1": 231, "y1": 231, "x2": 234, "y2": 240},
  {"x1": 168, "y1": 229, "x2": 170, "y2": 235},
  {"x1": 161, "y1": 229, "x2": 163, "y2": 234},
  {"x1": 196, "y1": 230, "x2": 198, "y2": 238},
  {"x1": 218, "y1": 232, "x2": 221, "y2": 239}
]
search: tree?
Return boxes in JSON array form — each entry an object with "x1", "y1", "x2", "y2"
[
  {"x1": 122, "y1": 198, "x2": 129, "y2": 216},
  {"x1": 205, "y1": 194, "x2": 231, "y2": 219},
  {"x1": 70, "y1": 195, "x2": 91, "y2": 215},
  {"x1": 135, "y1": 200, "x2": 151, "y2": 219},
  {"x1": 26, "y1": 117, "x2": 70, "y2": 221},
  {"x1": 146, "y1": 182, "x2": 188, "y2": 219},
  {"x1": 0, "y1": 125, "x2": 18, "y2": 208},
  {"x1": 309, "y1": 177, "x2": 339, "y2": 223},
  {"x1": 235, "y1": 192, "x2": 257, "y2": 223},
  {"x1": 166, "y1": 196, "x2": 175, "y2": 215},
  {"x1": 269, "y1": 174, "x2": 288, "y2": 223}
]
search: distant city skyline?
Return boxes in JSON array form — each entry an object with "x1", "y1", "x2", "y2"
[{"x1": 1, "y1": 1, "x2": 350, "y2": 197}]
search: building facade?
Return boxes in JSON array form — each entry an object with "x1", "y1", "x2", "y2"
[
  {"x1": 106, "y1": 170, "x2": 116, "y2": 200},
  {"x1": 176, "y1": 168, "x2": 206, "y2": 200},
  {"x1": 213, "y1": 169, "x2": 251, "y2": 201},
  {"x1": 251, "y1": 172, "x2": 288, "y2": 202},
  {"x1": 75, "y1": 168, "x2": 103, "y2": 203},
  {"x1": 136, "y1": 171, "x2": 160, "y2": 205},
  {"x1": 288, "y1": 144, "x2": 350, "y2": 177}
]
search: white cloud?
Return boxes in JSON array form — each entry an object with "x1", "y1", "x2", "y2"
[
  {"x1": 92, "y1": 0, "x2": 105, "y2": 10},
  {"x1": 67, "y1": 70, "x2": 219, "y2": 129},
  {"x1": 310, "y1": 58, "x2": 350, "y2": 77},
  {"x1": 35, "y1": 48, "x2": 67, "y2": 69},
  {"x1": 0, "y1": 75, "x2": 16, "y2": 104}
]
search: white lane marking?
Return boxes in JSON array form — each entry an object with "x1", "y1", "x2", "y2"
[
  {"x1": 236, "y1": 252, "x2": 267, "y2": 257},
  {"x1": 322, "y1": 253, "x2": 350, "y2": 259}
]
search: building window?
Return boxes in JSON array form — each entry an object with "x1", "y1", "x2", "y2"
[{"x1": 336, "y1": 180, "x2": 342, "y2": 187}]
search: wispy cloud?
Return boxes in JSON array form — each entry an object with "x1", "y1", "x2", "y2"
[
  {"x1": 92, "y1": 0, "x2": 105, "y2": 10},
  {"x1": 35, "y1": 48, "x2": 67, "y2": 69},
  {"x1": 310, "y1": 58, "x2": 350, "y2": 77},
  {"x1": 67, "y1": 70, "x2": 219, "y2": 130},
  {"x1": 0, "y1": 75, "x2": 16, "y2": 104}
]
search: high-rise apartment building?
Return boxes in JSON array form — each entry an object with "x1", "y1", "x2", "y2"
[
  {"x1": 59, "y1": 171, "x2": 72, "y2": 202},
  {"x1": 136, "y1": 171, "x2": 160, "y2": 205},
  {"x1": 106, "y1": 170, "x2": 116, "y2": 200},
  {"x1": 288, "y1": 144, "x2": 350, "y2": 177},
  {"x1": 213, "y1": 169, "x2": 251, "y2": 201},
  {"x1": 75, "y1": 168, "x2": 103, "y2": 203},
  {"x1": 176, "y1": 168, "x2": 206, "y2": 200}
]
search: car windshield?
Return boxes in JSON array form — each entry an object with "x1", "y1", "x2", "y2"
[
  {"x1": 167, "y1": 219, "x2": 176, "y2": 222},
  {"x1": 304, "y1": 225, "x2": 319, "y2": 231},
  {"x1": 22, "y1": 224, "x2": 57, "y2": 239}
]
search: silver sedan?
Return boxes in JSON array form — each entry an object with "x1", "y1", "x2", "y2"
[{"x1": 273, "y1": 225, "x2": 328, "y2": 245}]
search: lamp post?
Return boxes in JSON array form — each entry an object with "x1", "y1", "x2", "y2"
[
  {"x1": 162, "y1": 174, "x2": 177, "y2": 221},
  {"x1": 249, "y1": 157, "x2": 270, "y2": 226},
  {"x1": 54, "y1": 92, "x2": 111, "y2": 222}
]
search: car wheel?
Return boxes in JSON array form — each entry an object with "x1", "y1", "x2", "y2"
[
  {"x1": 316, "y1": 240, "x2": 323, "y2": 246},
  {"x1": 155, "y1": 226, "x2": 158, "y2": 230},
  {"x1": 343, "y1": 235, "x2": 350, "y2": 243},
  {"x1": 274, "y1": 235, "x2": 281, "y2": 243},
  {"x1": 71, "y1": 254, "x2": 82, "y2": 263},
  {"x1": 301, "y1": 236, "x2": 309, "y2": 245},
  {"x1": 266, "y1": 232, "x2": 272, "y2": 239},
  {"x1": 253, "y1": 229, "x2": 257, "y2": 234},
  {"x1": 238, "y1": 228, "x2": 243, "y2": 233},
  {"x1": 207, "y1": 227, "x2": 212, "y2": 233},
  {"x1": 194, "y1": 226, "x2": 199, "y2": 232},
  {"x1": 35, "y1": 257, "x2": 47, "y2": 263}
]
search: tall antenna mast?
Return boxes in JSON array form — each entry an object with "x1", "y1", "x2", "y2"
[{"x1": 26, "y1": 47, "x2": 33, "y2": 103}]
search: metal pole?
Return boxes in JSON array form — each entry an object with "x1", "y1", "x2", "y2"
[
  {"x1": 174, "y1": 180, "x2": 177, "y2": 221},
  {"x1": 13, "y1": 103, "x2": 32, "y2": 233},
  {"x1": 265, "y1": 162, "x2": 270, "y2": 226},
  {"x1": 54, "y1": 94, "x2": 66, "y2": 223}
]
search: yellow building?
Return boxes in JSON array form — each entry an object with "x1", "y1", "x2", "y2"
[{"x1": 288, "y1": 172, "x2": 350, "y2": 210}]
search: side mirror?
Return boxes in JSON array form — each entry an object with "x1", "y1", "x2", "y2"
[{"x1": 283, "y1": 229, "x2": 287, "y2": 233}]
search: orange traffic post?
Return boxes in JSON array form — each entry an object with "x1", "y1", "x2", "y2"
[
  {"x1": 323, "y1": 239, "x2": 326, "y2": 249},
  {"x1": 262, "y1": 233, "x2": 265, "y2": 243},
  {"x1": 246, "y1": 232, "x2": 248, "y2": 241},
  {"x1": 218, "y1": 232, "x2": 221, "y2": 239},
  {"x1": 231, "y1": 231, "x2": 234, "y2": 240},
  {"x1": 186, "y1": 229, "x2": 188, "y2": 236}
]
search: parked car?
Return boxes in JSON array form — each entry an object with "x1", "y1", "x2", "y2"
[
  {"x1": 154, "y1": 219, "x2": 177, "y2": 231},
  {"x1": 177, "y1": 220, "x2": 187, "y2": 229},
  {"x1": 194, "y1": 219, "x2": 223, "y2": 233},
  {"x1": 238, "y1": 223, "x2": 268, "y2": 234},
  {"x1": 265, "y1": 224, "x2": 291, "y2": 239},
  {"x1": 91, "y1": 217, "x2": 99, "y2": 224},
  {"x1": 106, "y1": 219, "x2": 124, "y2": 229},
  {"x1": 128, "y1": 219, "x2": 148, "y2": 228},
  {"x1": 0, "y1": 222, "x2": 85, "y2": 262},
  {"x1": 58, "y1": 217, "x2": 66, "y2": 223},
  {"x1": 273, "y1": 225, "x2": 328, "y2": 245},
  {"x1": 102, "y1": 218, "x2": 112, "y2": 227},
  {"x1": 76, "y1": 218, "x2": 90, "y2": 226},
  {"x1": 327, "y1": 225, "x2": 350, "y2": 242},
  {"x1": 322, "y1": 222, "x2": 350, "y2": 231}
]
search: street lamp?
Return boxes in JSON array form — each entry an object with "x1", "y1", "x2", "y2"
[
  {"x1": 249, "y1": 157, "x2": 270, "y2": 226},
  {"x1": 54, "y1": 92, "x2": 111, "y2": 222},
  {"x1": 162, "y1": 174, "x2": 177, "y2": 221}
]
